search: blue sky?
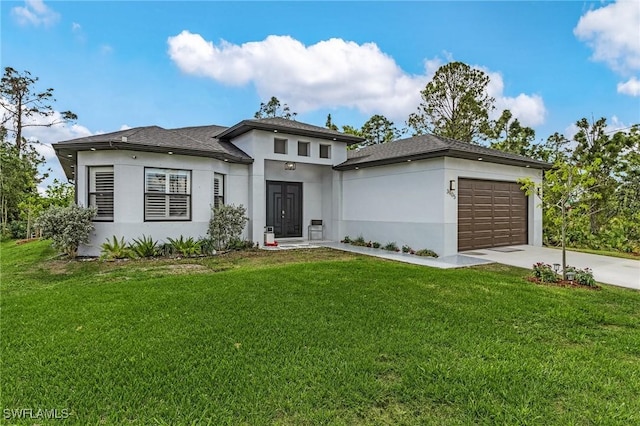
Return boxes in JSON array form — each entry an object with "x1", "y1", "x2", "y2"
[{"x1": 2, "y1": 1, "x2": 639, "y2": 188}]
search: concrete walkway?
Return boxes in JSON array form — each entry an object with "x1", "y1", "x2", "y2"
[
  {"x1": 267, "y1": 241, "x2": 639, "y2": 291},
  {"x1": 317, "y1": 242, "x2": 493, "y2": 269},
  {"x1": 461, "y1": 245, "x2": 639, "y2": 290},
  {"x1": 317, "y1": 242, "x2": 638, "y2": 291}
]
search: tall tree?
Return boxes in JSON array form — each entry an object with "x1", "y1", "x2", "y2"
[
  {"x1": 484, "y1": 109, "x2": 538, "y2": 158},
  {"x1": 360, "y1": 114, "x2": 401, "y2": 146},
  {"x1": 325, "y1": 113, "x2": 338, "y2": 131},
  {"x1": 571, "y1": 117, "x2": 633, "y2": 234},
  {"x1": 407, "y1": 62, "x2": 495, "y2": 143},
  {"x1": 0, "y1": 138, "x2": 45, "y2": 232},
  {"x1": 254, "y1": 96, "x2": 297, "y2": 120},
  {"x1": 1, "y1": 67, "x2": 77, "y2": 152}
]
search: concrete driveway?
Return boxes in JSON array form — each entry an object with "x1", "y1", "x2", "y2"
[{"x1": 462, "y1": 245, "x2": 640, "y2": 290}]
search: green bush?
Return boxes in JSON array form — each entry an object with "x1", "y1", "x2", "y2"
[
  {"x1": 208, "y1": 204, "x2": 249, "y2": 250},
  {"x1": 341, "y1": 236, "x2": 351, "y2": 243},
  {"x1": 401, "y1": 244, "x2": 412, "y2": 253},
  {"x1": 36, "y1": 205, "x2": 96, "y2": 258},
  {"x1": 532, "y1": 262, "x2": 558, "y2": 283},
  {"x1": 228, "y1": 239, "x2": 257, "y2": 251},
  {"x1": 351, "y1": 235, "x2": 367, "y2": 246},
  {"x1": 383, "y1": 242, "x2": 399, "y2": 252},
  {"x1": 131, "y1": 235, "x2": 159, "y2": 258},
  {"x1": 415, "y1": 249, "x2": 438, "y2": 258},
  {"x1": 101, "y1": 236, "x2": 134, "y2": 260},
  {"x1": 198, "y1": 237, "x2": 217, "y2": 256},
  {"x1": 167, "y1": 236, "x2": 202, "y2": 257},
  {"x1": 372, "y1": 241, "x2": 381, "y2": 249},
  {"x1": 567, "y1": 266, "x2": 597, "y2": 287}
]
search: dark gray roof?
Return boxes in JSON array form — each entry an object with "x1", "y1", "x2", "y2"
[
  {"x1": 335, "y1": 134, "x2": 552, "y2": 170},
  {"x1": 53, "y1": 124, "x2": 253, "y2": 180},
  {"x1": 215, "y1": 117, "x2": 364, "y2": 144}
]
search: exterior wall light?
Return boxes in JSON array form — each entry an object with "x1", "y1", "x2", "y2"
[
  {"x1": 447, "y1": 179, "x2": 456, "y2": 199},
  {"x1": 284, "y1": 161, "x2": 296, "y2": 170}
]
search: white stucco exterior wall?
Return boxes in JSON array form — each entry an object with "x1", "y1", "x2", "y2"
[
  {"x1": 231, "y1": 129, "x2": 349, "y2": 244},
  {"x1": 340, "y1": 156, "x2": 544, "y2": 257},
  {"x1": 341, "y1": 158, "x2": 447, "y2": 254},
  {"x1": 75, "y1": 149, "x2": 246, "y2": 256}
]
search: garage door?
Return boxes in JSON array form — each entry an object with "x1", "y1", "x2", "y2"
[{"x1": 458, "y1": 179, "x2": 528, "y2": 251}]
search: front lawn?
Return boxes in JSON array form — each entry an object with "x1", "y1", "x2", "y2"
[{"x1": 1, "y1": 240, "x2": 639, "y2": 424}]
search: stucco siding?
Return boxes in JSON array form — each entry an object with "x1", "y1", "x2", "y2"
[
  {"x1": 76, "y1": 150, "x2": 245, "y2": 256},
  {"x1": 341, "y1": 158, "x2": 447, "y2": 254},
  {"x1": 340, "y1": 156, "x2": 544, "y2": 257}
]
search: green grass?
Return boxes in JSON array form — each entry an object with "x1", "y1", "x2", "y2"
[{"x1": 2, "y1": 240, "x2": 639, "y2": 425}]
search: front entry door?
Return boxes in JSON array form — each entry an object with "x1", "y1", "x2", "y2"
[{"x1": 266, "y1": 181, "x2": 303, "y2": 238}]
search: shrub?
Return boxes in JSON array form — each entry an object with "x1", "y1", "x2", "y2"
[
  {"x1": 228, "y1": 239, "x2": 257, "y2": 251},
  {"x1": 351, "y1": 235, "x2": 367, "y2": 246},
  {"x1": 401, "y1": 244, "x2": 412, "y2": 253},
  {"x1": 372, "y1": 241, "x2": 381, "y2": 249},
  {"x1": 532, "y1": 262, "x2": 558, "y2": 283},
  {"x1": 167, "y1": 236, "x2": 202, "y2": 257},
  {"x1": 158, "y1": 242, "x2": 174, "y2": 257},
  {"x1": 567, "y1": 266, "x2": 597, "y2": 287},
  {"x1": 36, "y1": 205, "x2": 96, "y2": 258},
  {"x1": 341, "y1": 236, "x2": 351, "y2": 243},
  {"x1": 131, "y1": 235, "x2": 159, "y2": 258},
  {"x1": 198, "y1": 237, "x2": 217, "y2": 256},
  {"x1": 384, "y1": 242, "x2": 399, "y2": 252},
  {"x1": 101, "y1": 236, "x2": 134, "y2": 260},
  {"x1": 208, "y1": 204, "x2": 249, "y2": 250},
  {"x1": 2, "y1": 220, "x2": 27, "y2": 240},
  {"x1": 415, "y1": 249, "x2": 438, "y2": 258}
]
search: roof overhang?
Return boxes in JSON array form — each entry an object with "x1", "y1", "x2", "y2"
[
  {"x1": 216, "y1": 120, "x2": 364, "y2": 144},
  {"x1": 52, "y1": 141, "x2": 254, "y2": 181},
  {"x1": 334, "y1": 148, "x2": 553, "y2": 171}
]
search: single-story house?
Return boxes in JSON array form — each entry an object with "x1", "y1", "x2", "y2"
[{"x1": 52, "y1": 117, "x2": 550, "y2": 257}]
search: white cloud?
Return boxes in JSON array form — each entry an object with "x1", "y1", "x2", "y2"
[
  {"x1": 484, "y1": 69, "x2": 546, "y2": 127},
  {"x1": 617, "y1": 76, "x2": 640, "y2": 96},
  {"x1": 11, "y1": 0, "x2": 60, "y2": 27},
  {"x1": 574, "y1": 0, "x2": 640, "y2": 96},
  {"x1": 168, "y1": 32, "x2": 428, "y2": 121},
  {"x1": 168, "y1": 32, "x2": 546, "y2": 127}
]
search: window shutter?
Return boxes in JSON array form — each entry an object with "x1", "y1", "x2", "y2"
[{"x1": 89, "y1": 166, "x2": 114, "y2": 220}]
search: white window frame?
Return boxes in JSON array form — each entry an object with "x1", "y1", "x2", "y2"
[
  {"x1": 144, "y1": 168, "x2": 191, "y2": 221},
  {"x1": 88, "y1": 166, "x2": 114, "y2": 221},
  {"x1": 214, "y1": 173, "x2": 225, "y2": 210}
]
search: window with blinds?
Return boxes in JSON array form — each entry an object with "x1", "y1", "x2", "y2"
[
  {"x1": 213, "y1": 173, "x2": 224, "y2": 210},
  {"x1": 144, "y1": 168, "x2": 191, "y2": 221},
  {"x1": 88, "y1": 166, "x2": 114, "y2": 221}
]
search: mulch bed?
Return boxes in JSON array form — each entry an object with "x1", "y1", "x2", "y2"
[{"x1": 526, "y1": 276, "x2": 600, "y2": 290}]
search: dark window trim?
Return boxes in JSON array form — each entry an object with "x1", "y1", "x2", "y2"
[
  {"x1": 143, "y1": 167, "x2": 193, "y2": 222},
  {"x1": 274, "y1": 138, "x2": 288, "y2": 154},
  {"x1": 88, "y1": 165, "x2": 114, "y2": 222},
  {"x1": 298, "y1": 141, "x2": 310, "y2": 157},
  {"x1": 319, "y1": 143, "x2": 331, "y2": 159}
]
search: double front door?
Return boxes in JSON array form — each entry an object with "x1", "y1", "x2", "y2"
[{"x1": 266, "y1": 181, "x2": 302, "y2": 238}]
